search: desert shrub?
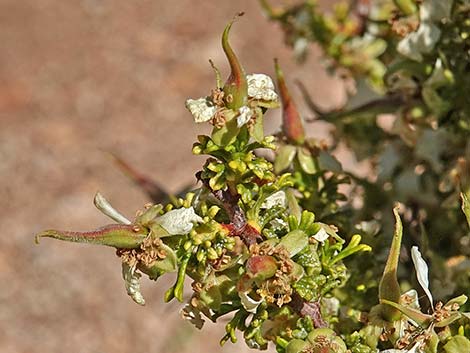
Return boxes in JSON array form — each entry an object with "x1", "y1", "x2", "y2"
[{"x1": 37, "y1": 3, "x2": 470, "y2": 352}]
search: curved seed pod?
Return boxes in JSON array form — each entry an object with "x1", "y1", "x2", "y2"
[
  {"x1": 35, "y1": 224, "x2": 148, "y2": 249},
  {"x1": 222, "y1": 13, "x2": 248, "y2": 110},
  {"x1": 378, "y1": 206, "x2": 403, "y2": 321},
  {"x1": 275, "y1": 59, "x2": 305, "y2": 145}
]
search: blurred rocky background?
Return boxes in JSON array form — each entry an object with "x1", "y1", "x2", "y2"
[{"x1": 0, "y1": 1, "x2": 343, "y2": 352}]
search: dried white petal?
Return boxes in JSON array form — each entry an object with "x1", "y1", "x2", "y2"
[
  {"x1": 397, "y1": 21, "x2": 441, "y2": 61},
  {"x1": 313, "y1": 227, "x2": 329, "y2": 243},
  {"x1": 155, "y1": 206, "x2": 203, "y2": 235},
  {"x1": 261, "y1": 190, "x2": 287, "y2": 209},
  {"x1": 237, "y1": 105, "x2": 253, "y2": 127},
  {"x1": 185, "y1": 97, "x2": 216, "y2": 123},
  {"x1": 411, "y1": 246, "x2": 433, "y2": 307},
  {"x1": 380, "y1": 342, "x2": 422, "y2": 353},
  {"x1": 270, "y1": 218, "x2": 288, "y2": 229},
  {"x1": 181, "y1": 304, "x2": 205, "y2": 329},
  {"x1": 239, "y1": 292, "x2": 263, "y2": 313},
  {"x1": 94, "y1": 192, "x2": 131, "y2": 225},
  {"x1": 122, "y1": 262, "x2": 145, "y2": 306},
  {"x1": 420, "y1": 0, "x2": 453, "y2": 22},
  {"x1": 321, "y1": 297, "x2": 340, "y2": 317},
  {"x1": 425, "y1": 59, "x2": 447, "y2": 88},
  {"x1": 247, "y1": 73, "x2": 278, "y2": 102},
  {"x1": 400, "y1": 289, "x2": 420, "y2": 310}
]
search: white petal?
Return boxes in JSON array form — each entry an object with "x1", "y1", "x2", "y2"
[
  {"x1": 380, "y1": 343, "x2": 423, "y2": 353},
  {"x1": 94, "y1": 192, "x2": 131, "y2": 225},
  {"x1": 400, "y1": 289, "x2": 420, "y2": 310},
  {"x1": 239, "y1": 292, "x2": 263, "y2": 313},
  {"x1": 261, "y1": 190, "x2": 287, "y2": 209},
  {"x1": 420, "y1": 0, "x2": 453, "y2": 22},
  {"x1": 411, "y1": 246, "x2": 433, "y2": 307},
  {"x1": 321, "y1": 297, "x2": 340, "y2": 316},
  {"x1": 122, "y1": 263, "x2": 145, "y2": 306},
  {"x1": 313, "y1": 227, "x2": 329, "y2": 243},
  {"x1": 185, "y1": 97, "x2": 216, "y2": 123},
  {"x1": 270, "y1": 218, "x2": 288, "y2": 229},
  {"x1": 181, "y1": 304, "x2": 205, "y2": 329},
  {"x1": 247, "y1": 73, "x2": 278, "y2": 102},
  {"x1": 237, "y1": 105, "x2": 253, "y2": 127},
  {"x1": 397, "y1": 22, "x2": 441, "y2": 62},
  {"x1": 155, "y1": 206, "x2": 203, "y2": 235}
]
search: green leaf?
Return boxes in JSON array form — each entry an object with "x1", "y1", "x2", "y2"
[
  {"x1": 445, "y1": 294, "x2": 468, "y2": 307},
  {"x1": 443, "y1": 335, "x2": 470, "y2": 353},
  {"x1": 250, "y1": 108, "x2": 264, "y2": 143},
  {"x1": 286, "y1": 188, "x2": 302, "y2": 220},
  {"x1": 139, "y1": 242, "x2": 178, "y2": 279},
  {"x1": 173, "y1": 252, "x2": 191, "y2": 302},
  {"x1": 274, "y1": 145, "x2": 297, "y2": 174},
  {"x1": 277, "y1": 229, "x2": 308, "y2": 257},
  {"x1": 212, "y1": 117, "x2": 240, "y2": 146},
  {"x1": 435, "y1": 312, "x2": 462, "y2": 328},
  {"x1": 318, "y1": 150, "x2": 342, "y2": 173},
  {"x1": 380, "y1": 299, "x2": 432, "y2": 327},
  {"x1": 296, "y1": 147, "x2": 317, "y2": 174}
]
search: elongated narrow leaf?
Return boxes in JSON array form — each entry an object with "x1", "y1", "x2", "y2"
[{"x1": 380, "y1": 299, "x2": 432, "y2": 327}]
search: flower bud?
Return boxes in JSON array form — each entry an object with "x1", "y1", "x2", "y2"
[
  {"x1": 275, "y1": 59, "x2": 305, "y2": 145},
  {"x1": 222, "y1": 14, "x2": 248, "y2": 110}
]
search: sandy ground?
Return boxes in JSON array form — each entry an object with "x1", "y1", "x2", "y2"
[{"x1": 0, "y1": 1, "x2": 344, "y2": 352}]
